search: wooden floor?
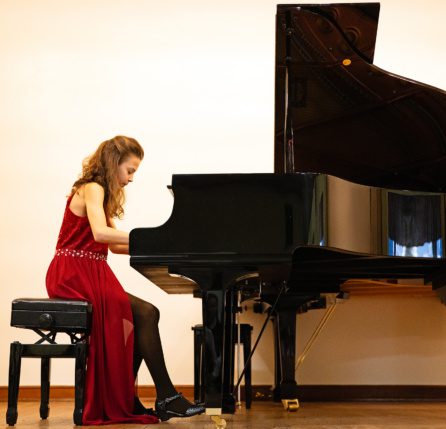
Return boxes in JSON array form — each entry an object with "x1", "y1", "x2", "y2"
[{"x1": 2, "y1": 400, "x2": 446, "y2": 428}]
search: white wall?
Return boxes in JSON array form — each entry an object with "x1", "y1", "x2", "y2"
[{"x1": 1, "y1": 0, "x2": 445, "y2": 387}]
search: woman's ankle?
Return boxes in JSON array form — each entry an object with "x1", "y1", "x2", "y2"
[{"x1": 156, "y1": 387, "x2": 178, "y2": 400}]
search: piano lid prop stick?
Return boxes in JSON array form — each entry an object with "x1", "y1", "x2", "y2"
[
  {"x1": 283, "y1": 10, "x2": 295, "y2": 173},
  {"x1": 295, "y1": 300, "x2": 338, "y2": 371},
  {"x1": 232, "y1": 282, "x2": 287, "y2": 396}
]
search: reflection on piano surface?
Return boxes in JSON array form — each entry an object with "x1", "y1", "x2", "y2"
[{"x1": 130, "y1": 3, "x2": 446, "y2": 415}]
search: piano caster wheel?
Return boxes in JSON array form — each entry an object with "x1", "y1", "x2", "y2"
[
  {"x1": 210, "y1": 415, "x2": 227, "y2": 428},
  {"x1": 282, "y1": 399, "x2": 299, "y2": 412}
]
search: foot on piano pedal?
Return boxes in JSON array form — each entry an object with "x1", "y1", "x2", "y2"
[
  {"x1": 210, "y1": 415, "x2": 227, "y2": 428},
  {"x1": 282, "y1": 399, "x2": 299, "y2": 412}
]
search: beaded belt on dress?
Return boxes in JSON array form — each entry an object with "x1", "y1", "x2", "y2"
[{"x1": 55, "y1": 248, "x2": 107, "y2": 261}]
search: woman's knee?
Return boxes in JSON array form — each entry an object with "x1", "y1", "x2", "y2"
[
  {"x1": 127, "y1": 293, "x2": 160, "y2": 324},
  {"x1": 137, "y1": 300, "x2": 160, "y2": 325},
  {"x1": 146, "y1": 301, "x2": 160, "y2": 323}
]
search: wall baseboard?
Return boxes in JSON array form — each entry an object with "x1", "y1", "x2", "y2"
[
  {"x1": 2, "y1": 385, "x2": 446, "y2": 402},
  {"x1": 0, "y1": 385, "x2": 193, "y2": 402},
  {"x1": 253, "y1": 385, "x2": 446, "y2": 402}
]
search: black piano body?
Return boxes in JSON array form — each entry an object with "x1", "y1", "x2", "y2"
[{"x1": 130, "y1": 3, "x2": 446, "y2": 415}]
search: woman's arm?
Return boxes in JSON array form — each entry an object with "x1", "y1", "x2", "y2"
[
  {"x1": 84, "y1": 182, "x2": 129, "y2": 245},
  {"x1": 107, "y1": 218, "x2": 130, "y2": 254}
]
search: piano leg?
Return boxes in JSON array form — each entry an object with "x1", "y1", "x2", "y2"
[
  {"x1": 172, "y1": 267, "x2": 246, "y2": 415},
  {"x1": 223, "y1": 290, "x2": 236, "y2": 413},
  {"x1": 202, "y1": 289, "x2": 236, "y2": 415},
  {"x1": 272, "y1": 308, "x2": 299, "y2": 401}
]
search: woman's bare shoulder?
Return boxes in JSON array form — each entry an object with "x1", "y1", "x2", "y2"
[{"x1": 84, "y1": 182, "x2": 105, "y2": 195}]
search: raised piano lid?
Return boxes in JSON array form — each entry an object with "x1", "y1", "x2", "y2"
[{"x1": 274, "y1": 3, "x2": 446, "y2": 192}]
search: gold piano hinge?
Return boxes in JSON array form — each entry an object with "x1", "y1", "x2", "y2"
[{"x1": 282, "y1": 398, "x2": 299, "y2": 412}]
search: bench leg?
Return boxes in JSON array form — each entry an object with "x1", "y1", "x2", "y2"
[
  {"x1": 40, "y1": 357, "x2": 51, "y2": 419},
  {"x1": 73, "y1": 343, "x2": 87, "y2": 426},
  {"x1": 7, "y1": 342, "x2": 22, "y2": 426}
]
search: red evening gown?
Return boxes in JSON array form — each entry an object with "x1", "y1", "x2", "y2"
[{"x1": 46, "y1": 195, "x2": 159, "y2": 425}]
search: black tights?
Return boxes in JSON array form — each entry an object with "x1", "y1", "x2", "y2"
[{"x1": 126, "y1": 293, "x2": 192, "y2": 412}]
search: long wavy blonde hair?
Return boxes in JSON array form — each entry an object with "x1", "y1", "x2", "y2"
[{"x1": 71, "y1": 136, "x2": 144, "y2": 218}]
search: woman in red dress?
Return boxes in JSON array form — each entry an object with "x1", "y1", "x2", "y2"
[{"x1": 46, "y1": 136, "x2": 204, "y2": 425}]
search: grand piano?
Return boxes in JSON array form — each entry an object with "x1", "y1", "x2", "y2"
[{"x1": 130, "y1": 3, "x2": 446, "y2": 415}]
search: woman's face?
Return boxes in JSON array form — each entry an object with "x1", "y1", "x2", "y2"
[{"x1": 118, "y1": 154, "x2": 141, "y2": 187}]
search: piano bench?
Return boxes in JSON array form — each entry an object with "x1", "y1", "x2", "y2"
[
  {"x1": 192, "y1": 323, "x2": 253, "y2": 409},
  {"x1": 6, "y1": 298, "x2": 92, "y2": 427}
]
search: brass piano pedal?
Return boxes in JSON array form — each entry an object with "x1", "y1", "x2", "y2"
[
  {"x1": 210, "y1": 415, "x2": 227, "y2": 428},
  {"x1": 282, "y1": 398, "x2": 299, "y2": 412}
]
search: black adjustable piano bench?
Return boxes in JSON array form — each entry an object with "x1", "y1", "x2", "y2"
[
  {"x1": 192, "y1": 323, "x2": 253, "y2": 409},
  {"x1": 6, "y1": 298, "x2": 92, "y2": 426}
]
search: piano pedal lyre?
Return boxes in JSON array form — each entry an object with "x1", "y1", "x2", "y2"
[
  {"x1": 210, "y1": 415, "x2": 227, "y2": 428},
  {"x1": 281, "y1": 398, "x2": 299, "y2": 412}
]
